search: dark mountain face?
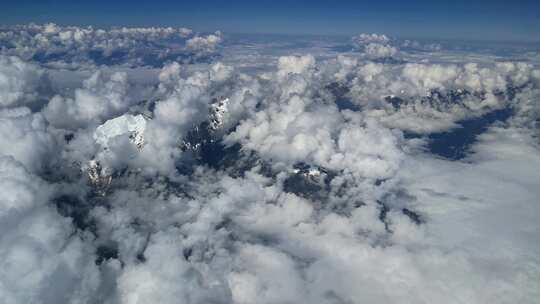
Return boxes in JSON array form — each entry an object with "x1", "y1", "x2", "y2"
[{"x1": 425, "y1": 107, "x2": 513, "y2": 160}]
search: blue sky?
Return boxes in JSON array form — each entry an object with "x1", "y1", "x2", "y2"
[{"x1": 3, "y1": 0, "x2": 540, "y2": 41}]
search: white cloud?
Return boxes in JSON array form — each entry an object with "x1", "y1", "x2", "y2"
[
  {"x1": 118, "y1": 230, "x2": 226, "y2": 304},
  {"x1": 364, "y1": 43, "x2": 399, "y2": 58},
  {"x1": 0, "y1": 156, "x2": 100, "y2": 304},
  {"x1": 0, "y1": 107, "x2": 56, "y2": 173},
  {"x1": 186, "y1": 32, "x2": 223, "y2": 53},
  {"x1": 44, "y1": 71, "x2": 135, "y2": 129},
  {"x1": 351, "y1": 33, "x2": 400, "y2": 59},
  {"x1": 277, "y1": 54, "x2": 316, "y2": 79},
  {"x1": 352, "y1": 33, "x2": 390, "y2": 45},
  {"x1": 0, "y1": 24, "x2": 222, "y2": 68},
  {"x1": 0, "y1": 26, "x2": 539, "y2": 304},
  {"x1": 0, "y1": 56, "x2": 51, "y2": 108}
]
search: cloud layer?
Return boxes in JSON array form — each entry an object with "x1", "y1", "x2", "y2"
[
  {"x1": 0, "y1": 24, "x2": 222, "y2": 68},
  {"x1": 0, "y1": 27, "x2": 539, "y2": 303}
]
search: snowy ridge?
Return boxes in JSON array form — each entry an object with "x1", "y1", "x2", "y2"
[
  {"x1": 93, "y1": 114, "x2": 147, "y2": 149},
  {"x1": 209, "y1": 97, "x2": 229, "y2": 130},
  {"x1": 87, "y1": 114, "x2": 147, "y2": 195}
]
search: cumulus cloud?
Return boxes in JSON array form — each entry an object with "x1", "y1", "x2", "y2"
[
  {"x1": 326, "y1": 57, "x2": 538, "y2": 133},
  {"x1": 0, "y1": 24, "x2": 223, "y2": 68},
  {"x1": 0, "y1": 55, "x2": 51, "y2": 109},
  {"x1": 0, "y1": 107, "x2": 56, "y2": 172},
  {"x1": 352, "y1": 33, "x2": 400, "y2": 59},
  {"x1": 364, "y1": 42, "x2": 399, "y2": 58},
  {"x1": 0, "y1": 156, "x2": 100, "y2": 304},
  {"x1": 277, "y1": 54, "x2": 316, "y2": 78},
  {"x1": 44, "y1": 71, "x2": 136, "y2": 129},
  {"x1": 186, "y1": 32, "x2": 223, "y2": 53},
  {"x1": 0, "y1": 25, "x2": 539, "y2": 304},
  {"x1": 352, "y1": 33, "x2": 390, "y2": 45}
]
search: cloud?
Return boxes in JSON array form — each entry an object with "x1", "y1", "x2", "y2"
[
  {"x1": 117, "y1": 229, "x2": 227, "y2": 304},
  {"x1": 401, "y1": 39, "x2": 442, "y2": 52},
  {"x1": 0, "y1": 55, "x2": 51, "y2": 109},
  {"x1": 0, "y1": 24, "x2": 223, "y2": 68},
  {"x1": 0, "y1": 107, "x2": 56, "y2": 173},
  {"x1": 0, "y1": 26, "x2": 539, "y2": 304},
  {"x1": 186, "y1": 32, "x2": 223, "y2": 53},
  {"x1": 364, "y1": 43, "x2": 399, "y2": 58},
  {"x1": 0, "y1": 156, "x2": 100, "y2": 304},
  {"x1": 351, "y1": 33, "x2": 400, "y2": 59},
  {"x1": 327, "y1": 57, "x2": 538, "y2": 133},
  {"x1": 277, "y1": 54, "x2": 316, "y2": 79},
  {"x1": 352, "y1": 33, "x2": 390, "y2": 45},
  {"x1": 44, "y1": 71, "x2": 136, "y2": 129}
]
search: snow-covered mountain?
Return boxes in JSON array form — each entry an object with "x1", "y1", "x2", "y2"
[
  {"x1": 93, "y1": 114, "x2": 147, "y2": 149},
  {"x1": 86, "y1": 114, "x2": 148, "y2": 195}
]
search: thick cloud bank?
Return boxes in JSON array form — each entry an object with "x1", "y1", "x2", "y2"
[{"x1": 0, "y1": 27, "x2": 539, "y2": 304}]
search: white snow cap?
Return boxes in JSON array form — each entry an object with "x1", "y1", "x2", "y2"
[{"x1": 93, "y1": 114, "x2": 147, "y2": 148}]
